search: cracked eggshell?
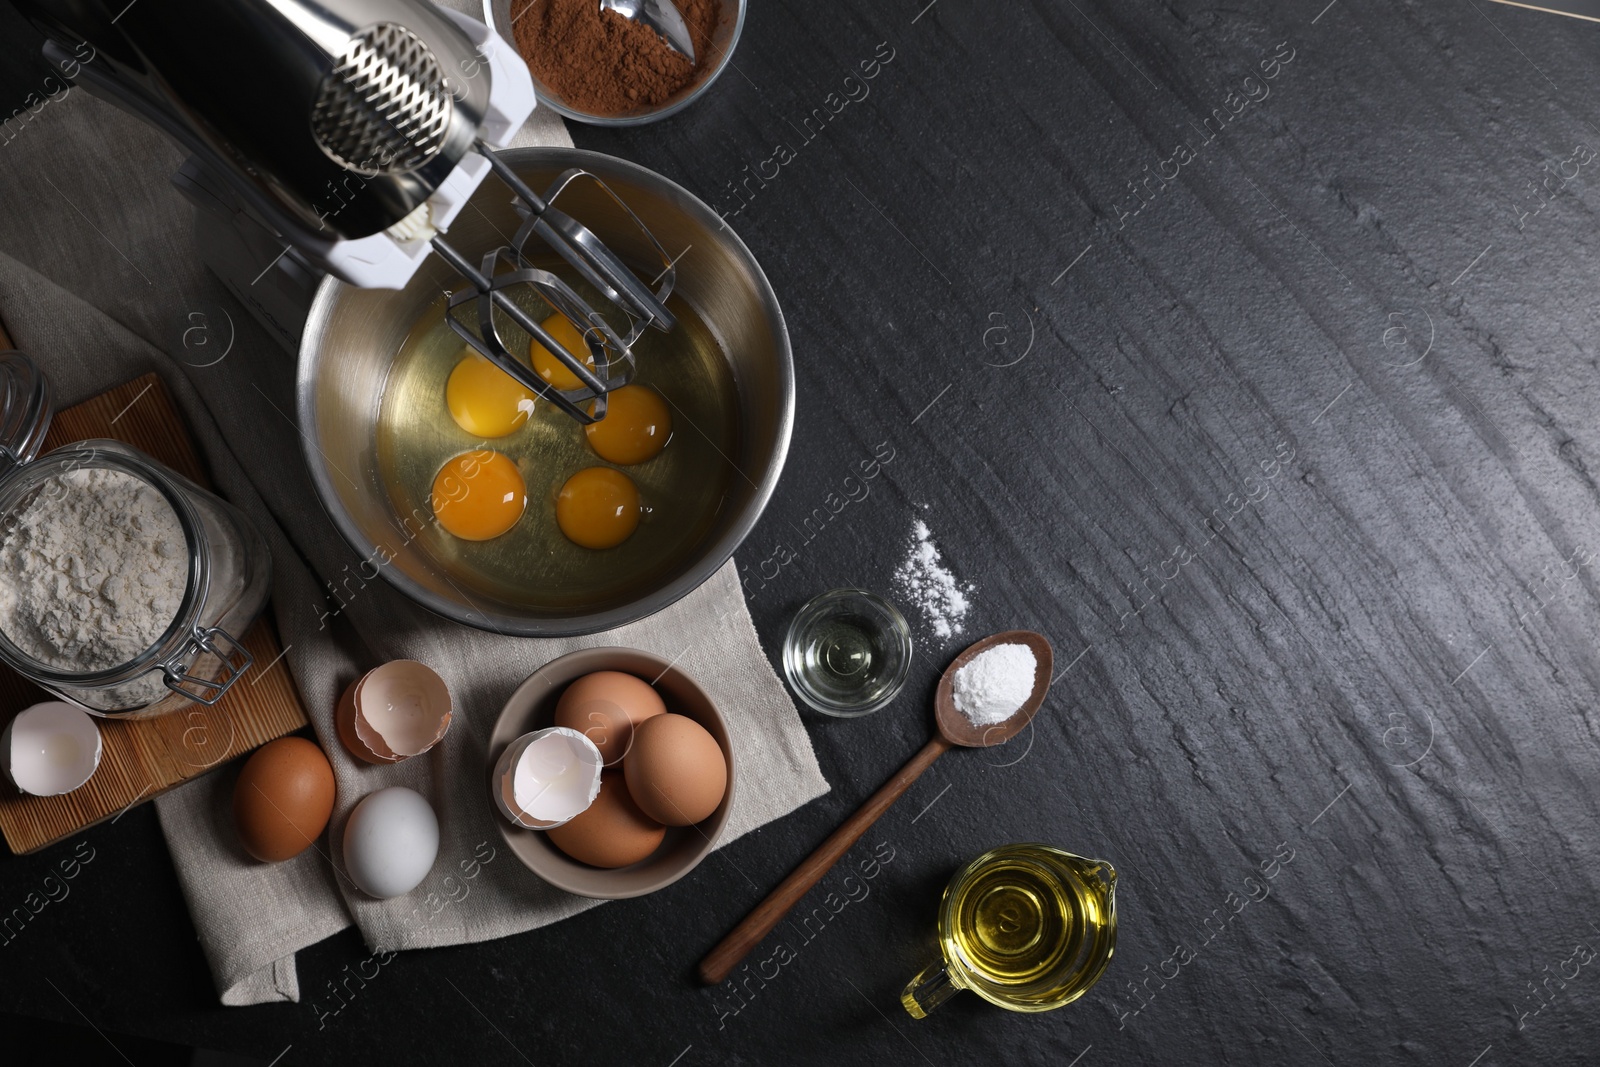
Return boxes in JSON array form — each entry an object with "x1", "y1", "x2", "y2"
[
  {"x1": 337, "y1": 660, "x2": 452, "y2": 764},
  {"x1": 491, "y1": 732, "x2": 536, "y2": 825},
  {"x1": 1, "y1": 702, "x2": 102, "y2": 796},
  {"x1": 492, "y1": 727, "x2": 603, "y2": 829},
  {"x1": 346, "y1": 671, "x2": 401, "y2": 762},
  {"x1": 335, "y1": 677, "x2": 389, "y2": 764}
]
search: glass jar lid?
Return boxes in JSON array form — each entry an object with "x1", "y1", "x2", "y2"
[{"x1": 0, "y1": 352, "x2": 52, "y2": 477}]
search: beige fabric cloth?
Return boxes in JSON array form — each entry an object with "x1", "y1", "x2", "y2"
[{"x1": 0, "y1": 22, "x2": 828, "y2": 1006}]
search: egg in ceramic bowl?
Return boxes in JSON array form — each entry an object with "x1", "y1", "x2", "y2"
[{"x1": 486, "y1": 646, "x2": 734, "y2": 899}]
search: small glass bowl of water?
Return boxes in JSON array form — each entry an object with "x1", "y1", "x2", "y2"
[{"x1": 782, "y1": 589, "x2": 913, "y2": 717}]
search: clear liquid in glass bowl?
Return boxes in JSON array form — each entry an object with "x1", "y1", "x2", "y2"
[{"x1": 782, "y1": 589, "x2": 912, "y2": 717}]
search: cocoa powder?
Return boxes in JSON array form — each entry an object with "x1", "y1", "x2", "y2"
[{"x1": 514, "y1": 0, "x2": 722, "y2": 116}]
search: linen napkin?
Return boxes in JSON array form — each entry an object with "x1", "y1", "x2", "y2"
[{"x1": 0, "y1": 16, "x2": 828, "y2": 1005}]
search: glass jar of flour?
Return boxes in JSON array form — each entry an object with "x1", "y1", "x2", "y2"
[{"x1": 0, "y1": 355, "x2": 271, "y2": 718}]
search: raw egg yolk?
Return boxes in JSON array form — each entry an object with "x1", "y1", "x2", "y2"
[
  {"x1": 431, "y1": 449, "x2": 526, "y2": 541},
  {"x1": 529, "y1": 313, "x2": 598, "y2": 391},
  {"x1": 556, "y1": 467, "x2": 640, "y2": 549},
  {"x1": 585, "y1": 384, "x2": 672, "y2": 465},
  {"x1": 446, "y1": 352, "x2": 536, "y2": 438}
]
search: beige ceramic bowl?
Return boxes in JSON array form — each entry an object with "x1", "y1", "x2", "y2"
[{"x1": 488, "y1": 647, "x2": 734, "y2": 898}]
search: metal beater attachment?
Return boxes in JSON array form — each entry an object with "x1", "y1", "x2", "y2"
[
  {"x1": 306, "y1": 17, "x2": 679, "y2": 424},
  {"x1": 434, "y1": 150, "x2": 679, "y2": 424}
]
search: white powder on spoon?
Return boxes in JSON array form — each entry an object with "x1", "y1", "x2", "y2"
[
  {"x1": 952, "y1": 643, "x2": 1037, "y2": 726},
  {"x1": 894, "y1": 519, "x2": 972, "y2": 639}
]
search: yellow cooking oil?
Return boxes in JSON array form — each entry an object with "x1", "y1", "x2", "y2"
[
  {"x1": 375, "y1": 278, "x2": 740, "y2": 613},
  {"x1": 932, "y1": 845, "x2": 1116, "y2": 1013}
]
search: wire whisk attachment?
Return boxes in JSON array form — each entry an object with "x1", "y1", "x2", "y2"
[{"x1": 435, "y1": 154, "x2": 677, "y2": 425}]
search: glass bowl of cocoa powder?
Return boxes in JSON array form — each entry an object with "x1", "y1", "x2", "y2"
[{"x1": 488, "y1": 0, "x2": 745, "y2": 126}]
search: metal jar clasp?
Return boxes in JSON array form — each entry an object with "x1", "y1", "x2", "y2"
[{"x1": 161, "y1": 625, "x2": 254, "y2": 705}]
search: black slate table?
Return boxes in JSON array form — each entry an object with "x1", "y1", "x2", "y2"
[{"x1": 3, "y1": 0, "x2": 1600, "y2": 1064}]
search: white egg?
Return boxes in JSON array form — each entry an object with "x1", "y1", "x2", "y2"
[
  {"x1": 1, "y1": 702, "x2": 101, "y2": 796},
  {"x1": 342, "y1": 786, "x2": 439, "y2": 899}
]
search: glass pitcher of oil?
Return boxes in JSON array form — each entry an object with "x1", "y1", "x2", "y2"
[{"x1": 901, "y1": 844, "x2": 1117, "y2": 1018}]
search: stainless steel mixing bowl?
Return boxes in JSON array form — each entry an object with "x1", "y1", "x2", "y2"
[{"x1": 296, "y1": 147, "x2": 792, "y2": 636}]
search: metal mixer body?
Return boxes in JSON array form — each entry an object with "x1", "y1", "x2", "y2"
[{"x1": 15, "y1": 0, "x2": 679, "y2": 423}]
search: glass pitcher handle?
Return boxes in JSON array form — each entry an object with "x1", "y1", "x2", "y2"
[{"x1": 901, "y1": 957, "x2": 964, "y2": 1019}]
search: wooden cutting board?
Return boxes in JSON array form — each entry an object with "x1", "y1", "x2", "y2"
[{"x1": 0, "y1": 373, "x2": 310, "y2": 854}]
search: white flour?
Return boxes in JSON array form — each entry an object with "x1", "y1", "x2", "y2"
[
  {"x1": 953, "y1": 642, "x2": 1037, "y2": 726},
  {"x1": 0, "y1": 468, "x2": 186, "y2": 676},
  {"x1": 894, "y1": 519, "x2": 971, "y2": 638}
]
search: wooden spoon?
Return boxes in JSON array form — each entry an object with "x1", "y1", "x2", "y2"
[{"x1": 697, "y1": 629, "x2": 1054, "y2": 985}]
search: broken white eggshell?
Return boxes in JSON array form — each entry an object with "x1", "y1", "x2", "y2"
[
  {"x1": 491, "y1": 732, "x2": 537, "y2": 821},
  {"x1": 338, "y1": 660, "x2": 452, "y2": 765},
  {"x1": 492, "y1": 727, "x2": 603, "y2": 830},
  {"x1": 1, "y1": 701, "x2": 102, "y2": 796}
]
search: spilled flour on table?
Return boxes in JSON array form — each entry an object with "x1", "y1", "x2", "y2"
[{"x1": 894, "y1": 518, "x2": 972, "y2": 639}]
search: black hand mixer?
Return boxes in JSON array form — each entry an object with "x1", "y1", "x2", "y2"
[{"x1": 15, "y1": 0, "x2": 677, "y2": 422}]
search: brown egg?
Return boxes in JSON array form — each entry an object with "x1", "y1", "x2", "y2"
[
  {"x1": 553, "y1": 670, "x2": 666, "y2": 766},
  {"x1": 546, "y1": 770, "x2": 665, "y2": 868},
  {"x1": 233, "y1": 736, "x2": 336, "y2": 862},
  {"x1": 623, "y1": 713, "x2": 727, "y2": 827}
]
